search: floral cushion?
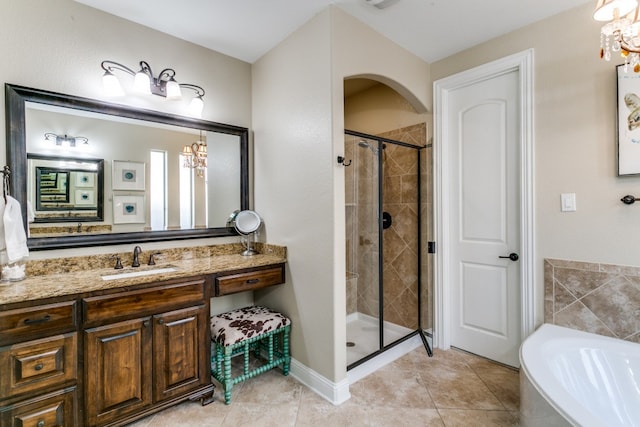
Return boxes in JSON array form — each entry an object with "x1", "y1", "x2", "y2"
[{"x1": 211, "y1": 305, "x2": 291, "y2": 346}]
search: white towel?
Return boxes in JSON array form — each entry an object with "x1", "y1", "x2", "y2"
[
  {"x1": 3, "y1": 196, "x2": 29, "y2": 263},
  {"x1": 27, "y1": 200, "x2": 35, "y2": 223}
]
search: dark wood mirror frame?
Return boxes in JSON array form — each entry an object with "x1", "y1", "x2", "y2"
[{"x1": 5, "y1": 84, "x2": 249, "y2": 250}]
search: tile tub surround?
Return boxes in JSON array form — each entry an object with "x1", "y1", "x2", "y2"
[
  {"x1": 544, "y1": 258, "x2": 640, "y2": 343},
  {"x1": 0, "y1": 243, "x2": 286, "y2": 305}
]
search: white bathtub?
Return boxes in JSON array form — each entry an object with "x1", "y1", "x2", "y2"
[{"x1": 520, "y1": 324, "x2": 640, "y2": 427}]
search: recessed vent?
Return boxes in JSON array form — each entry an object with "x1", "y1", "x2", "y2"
[{"x1": 363, "y1": 0, "x2": 401, "y2": 10}]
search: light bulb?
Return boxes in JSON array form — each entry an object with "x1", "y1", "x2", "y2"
[
  {"x1": 188, "y1": 95, "x2": 204, "y2": 118},
  {"x1": 166, "y1": 78, "x2": 182, "y2": 100},
  {"x1": 102, "y1": 71, "x2": 124, "y2": 96},
  {"x1": 134, "y1": 71, "x2": 152, "y2": 95}
]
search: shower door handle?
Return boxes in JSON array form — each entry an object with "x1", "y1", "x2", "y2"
[
  {"x1": 382, "y1": 212, "x2": 392, "y2": 229},
  {"x1": 499, "y1": 253, "x2": 519, "y2": 261}
]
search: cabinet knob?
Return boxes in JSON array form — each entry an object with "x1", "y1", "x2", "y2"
[
  {"x1": 143, "y1": 320, "x2": 150, "y2": 328},
  {"x1": 34, "y1": 363, "x2": 44, "y2": 371},
  {"x1": 37, "y1": 421, "x2": 45, "y2": 427},
  {"x1": 158, "y1": 319, "x2": 164, "y2": 325}
]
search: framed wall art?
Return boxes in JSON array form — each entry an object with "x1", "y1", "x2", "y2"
[
  {"x1": 113, "y1": 160, "x2": 145, "y2": 190},
  {"x1": 74, "y1": 189, "x2": 95, "y2": 206},
  {"x1": 617, "y1": 64, "x2": 640, "y2": 175},
  {"x1": 113, "y1": 195, "x2": 145, "y2": 224},
  {"x1": 75, "y1": 171, "x2": 95, "y2": 187}
]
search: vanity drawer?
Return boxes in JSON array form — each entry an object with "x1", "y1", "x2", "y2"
[
  {"x1": 0, "y1": 301, "x2": 77, "y2": 344},
  {"x1": 82, "y1": 279, "x2": 205, "y2": 325},
  {"x1": 0, "y1": 386, "x2": 77, "y2": 427},
  {"x1": 0, "y1": 332, "x2": 77, "y2": 399},
  {"x1": 215, "y1": 265, "x2": 285, "y2": 296}
]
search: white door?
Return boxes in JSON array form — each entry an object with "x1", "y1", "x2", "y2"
[{"x1": 447, "y1": 69, "x2": 521, "y2": 367}]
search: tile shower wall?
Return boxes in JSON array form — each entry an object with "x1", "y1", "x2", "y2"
[
  {"x1": 345, "y1": 123, "x2": 432, "y2": 332},
  {"x1": 544, "y1": 258, "x2": 640, "y2": 343}
]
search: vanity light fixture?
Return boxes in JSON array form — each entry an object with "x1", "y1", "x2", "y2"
[
  {"x1": 44, "y1": 132, "x2": 88, "y2": 147},
  {"x1": 182, "y1": 130, "x2": 207, "y2": 178},
  {"x1": 595, "y1": 0, "x2": 640, "y2": 71},
  {"x1": 100, "y1": 60, "x2": 206, "y2": 117}
]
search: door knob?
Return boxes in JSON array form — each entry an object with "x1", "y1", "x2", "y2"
[{"x1": 499, "y1": 253, "x2": 519, "y2": 261}]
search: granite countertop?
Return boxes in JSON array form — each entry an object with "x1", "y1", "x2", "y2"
[{"x1": 0, "y1": 243, "x2": 286, "y2": 306}]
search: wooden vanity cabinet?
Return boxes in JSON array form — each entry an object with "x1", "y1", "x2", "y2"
[
  {"x1": 82, "y1": 277, "x2": 212, "y2": 427},
  {"x1": 0, "y1": 301, "x2": 79, "y2": 427},
  {"x1": 0, "y1": 260, "x2": 285, "y2": 426}
]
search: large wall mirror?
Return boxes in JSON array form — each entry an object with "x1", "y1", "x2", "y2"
[{"x1": 5, "y1": 84, "x2": 249, "y2": 250}]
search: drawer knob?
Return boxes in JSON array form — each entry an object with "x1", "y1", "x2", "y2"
[
  {"x1": 37, "y1": 421, "x2": 45, "y2": 427},
  {"x1": 23, "y1": 315, "x2": 51, "y2": 325},
  {"x1": 34, "y1": 363, "x2": 44, "y2": 371},
  {"x1": 246, "y1": 279, "x2": 260, "y2": 284}
]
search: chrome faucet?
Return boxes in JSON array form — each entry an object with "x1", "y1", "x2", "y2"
[{"x1": 132, "y1": 245, "x2": 142, "y2": 267}]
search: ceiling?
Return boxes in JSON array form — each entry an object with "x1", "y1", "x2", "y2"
[{"x1": 75, "y1": 0, "x2": 593, "y2": 64}]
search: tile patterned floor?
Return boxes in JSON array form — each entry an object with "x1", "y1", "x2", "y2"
[{"x1": 127, "y1": 348, "x2": 520, "y2": 426}]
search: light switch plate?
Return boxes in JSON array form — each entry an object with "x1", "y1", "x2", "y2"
[{"x1": 561, "y1": 193, "x2": 576, "y2": 212}]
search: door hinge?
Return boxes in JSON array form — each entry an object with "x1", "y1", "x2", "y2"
[{"x1": 427, "y1": 241, "x2": 436, "y2": 254}]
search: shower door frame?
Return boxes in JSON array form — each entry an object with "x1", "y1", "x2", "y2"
[{"x1": 345, "y1": 129, "x2": 432, "y2": 371}]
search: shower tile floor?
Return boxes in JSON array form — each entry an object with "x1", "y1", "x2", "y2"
[{"x1": 126, "y1": 347, "x2": 520, "y2": 426}]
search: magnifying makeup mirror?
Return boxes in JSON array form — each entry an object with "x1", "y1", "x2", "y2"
[{"x1": 233, "y1": 210, "x2": 262, "y2": 256}]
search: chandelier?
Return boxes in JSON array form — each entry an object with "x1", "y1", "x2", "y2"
[
  {"x1": 596, "y1": 0, "x2": 640, "y2": 71},
  {"x1": 182, "y1": 131, "x2": 207, "y2": 178}
]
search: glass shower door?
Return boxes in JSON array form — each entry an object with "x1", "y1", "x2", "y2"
[{"x1": 345, "y1": 135, "x2": 381, "y2": 366}]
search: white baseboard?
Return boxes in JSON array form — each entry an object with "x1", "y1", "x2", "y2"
[{"x1": 289, "y1": 358, "x2": 350, "y2": 405}]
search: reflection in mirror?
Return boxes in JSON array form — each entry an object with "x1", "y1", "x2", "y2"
[
  {"x1": 28, "y1": 154, "x2": 104, "y2": 223},
  {"x1": 5, "y1": 84, "x2": 249, "y2": 250}
]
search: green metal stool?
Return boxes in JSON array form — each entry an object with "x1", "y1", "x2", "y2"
[{"x1": 210, "y1": 305, "x2": 291, "y2": 404}]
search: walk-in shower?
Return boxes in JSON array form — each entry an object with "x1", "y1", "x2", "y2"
[{"x1": 344, "y1": 128, "x2": 432, "y2": 369}]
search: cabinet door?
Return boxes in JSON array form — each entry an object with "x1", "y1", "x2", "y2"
[
  {"x1": 152, "y1": 305, "x2": 208, "y2": 402},
  {"x1": 84, "y1": 318, "x2": 152, "y2": 426}
]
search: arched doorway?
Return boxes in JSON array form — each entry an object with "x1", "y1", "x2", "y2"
[{"x1": 343, "y1": 78, "x2": 433, "y2": 369}]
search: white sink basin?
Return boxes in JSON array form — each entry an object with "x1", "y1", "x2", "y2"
[{"x1": 101, "y1": 267, "x2": 178, "y2": 281}]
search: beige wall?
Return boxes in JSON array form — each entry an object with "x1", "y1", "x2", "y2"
[
  {"x1": 0, "y1": 0, "x2": 251, "y2": 261},
  {"x1": 431, "y1": 3, "x2": 632, "y2": 323},
  {"x1": 252, "y1": 9, "x2": 336, "y2": 380},
  {"x1": 253, "y1": 6, "x2": 430, "y2": 383},
  {"x1": 344, "y1": 83, "x2": 430, "y2": 135}
]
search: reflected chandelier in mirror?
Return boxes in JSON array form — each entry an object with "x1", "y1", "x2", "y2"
[{"x1": 5, "y1": 84, "x2": 249, "y2": 250}]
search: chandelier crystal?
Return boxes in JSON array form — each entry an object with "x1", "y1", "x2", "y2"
[{"x1": 596, "y1": 0, "x2": 640, "y2": 71}]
